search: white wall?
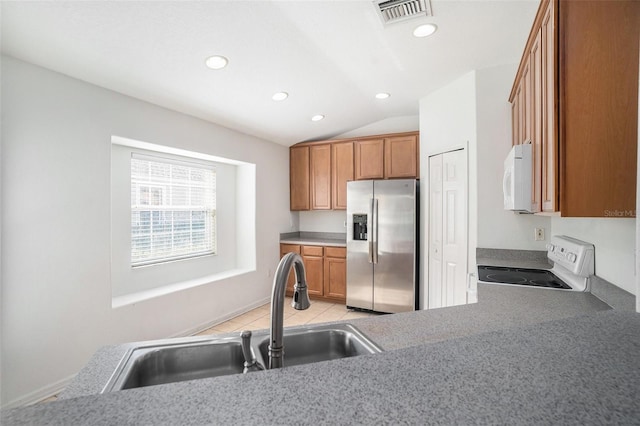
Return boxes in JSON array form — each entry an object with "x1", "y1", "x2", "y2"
[
  {"x1": 1, "y1": 56, "x2": 291, "y2": 407},
  {"x1": 475, "y1": 65, "x2": 551, "y2": 250},
  {"x1": 419, "y1": 71, "x2": 477, "y2": 310},
  {"x1": 336, "y1": 115, "x2": 419, "y2": 139},
  {"x1": 299, "y1": 210, "x2": 347, "y2": 233}
]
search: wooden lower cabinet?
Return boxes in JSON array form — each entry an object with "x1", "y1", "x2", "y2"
[
  {"x1": 301, "y1": 245, "x2": 324, "y2": 296},
  {"x1": 279, "y1": 243, "x2": 301, "y2": 294},
  {"x1": 279, "y1": 243, "x2": 346, "y2": 303},
  {"x1": 323, "y1": 247, "x2": 347, "y2": 300}
]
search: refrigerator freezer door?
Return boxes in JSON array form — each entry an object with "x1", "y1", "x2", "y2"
[
  {"x1": 373, "y1": 179, "x2": 416, "y2": 313},
  {"x1": 346, "y1": 180, "x2": 374, "y2": 310}
]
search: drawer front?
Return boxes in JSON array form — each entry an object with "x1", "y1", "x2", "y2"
[
  {"x1": 302, "y1": 245, "x2": 324, "y2": 257},
  {"x1": 325, "y1": 246, "x2": 346, "y2": 258},
  {"x1": 280, "y1": 244, "x2": 300, "y2": 255}
]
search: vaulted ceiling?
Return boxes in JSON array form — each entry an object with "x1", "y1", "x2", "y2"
[{"x1": 1, "y1": 1, "x2": 538, "y2": 146}]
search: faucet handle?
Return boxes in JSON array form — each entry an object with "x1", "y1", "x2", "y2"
[{"x1": 240, "y1": 330, "x2": 264, "y2": 373}]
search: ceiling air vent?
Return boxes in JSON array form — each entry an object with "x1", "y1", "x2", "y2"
[{"x1": 374, "y1": 0, "x2": 433, "y2": 25}]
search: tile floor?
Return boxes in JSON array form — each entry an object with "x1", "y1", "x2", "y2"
[
  {"x1": 193, "y1": 297, "x2": 377, "y2": 336},
  {"x1": 38, "y1": 299, "x2": 376, "y2": 404}
]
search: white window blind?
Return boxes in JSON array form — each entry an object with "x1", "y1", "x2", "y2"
[{"x1": 130, "y1": 153, "x2": 217, "y2": 267}]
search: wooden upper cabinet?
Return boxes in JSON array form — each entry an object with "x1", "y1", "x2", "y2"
[
  {"x1": 560, "y1": 0, "x2": 638, "y2": 217},
  {"x1": 385, "y1": 134, "x2": 418, "y2": 179},
  {"x1": 520, "y1": 58, "x2": 531, "y2": 146},
  {"x1": 509, "y1": 0, "x2": 639, "y2": 217},
  {"x1": 529, "y1": 28, "x2": 543, "y2": 213},
  {"x1": 332, "y1": 142, "x2": 354, "y2": 210},
  {"x1": 290, "y1": 131, "x2": 420, "y2": 211},
  {"x1": 354, "y1": 138, "x2": 385, "y2": 180},
  {"x1": 310, "y1": 144, "x2": 331, "y2": 210},
  {"x1": 511, "y1": 87, "x2": 520, "y2": 147},
  {"x1": 290, "y1": 146, "x2": 310, "y2": 211},
  {"x1": 541, "y1": 0, "x2": 558, "y2": 213}
]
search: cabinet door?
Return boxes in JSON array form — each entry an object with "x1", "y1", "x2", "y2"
[
  {"x1": 511, "y1": 87, "x2": 520, "y2": 146},
  {"x1": 541, "y1": 0, "x2": 558, "y2": 212},
  {"x1": 520, "y1": 58, "x2": 531, "y2": 145},
  {"x1": 324, "y1": 256, "x2": 346, "y2": 300},
  {"x1": 384, "y1": 135, "x2": 418, "y2": 179},
  {"x1": 529, "y1": 28, "x2": 543, "y2": 213},
  {"x1": 354, "y1": 139, "x2": 384, "y2": 180},
  {"x1": 290, "y1": 146, "x2": 310, "y2": 210},
  {"x1": 302, "y1": 255, "x2": 324, "y2": 296},
  {"x1": 310, "y1": 144, "x2": 331, "y2": 210},
  {"x1": 280, "y1": 244, "x2": 301, "y2": 294},
  {"x1": 324, "y1": 247, "x2": 346, "y2": 301},
  {"x1": 331, "y1": 142, "x2": 354, "y2": 210}
]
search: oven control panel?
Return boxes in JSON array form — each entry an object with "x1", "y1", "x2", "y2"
[{"x1": 546, "y1": 235, "x2": 594, "y2": 277}]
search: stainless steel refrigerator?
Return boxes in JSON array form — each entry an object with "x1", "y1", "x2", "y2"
[{"x1": 346, "y1": 179, "x2": 418, "y2": 314}]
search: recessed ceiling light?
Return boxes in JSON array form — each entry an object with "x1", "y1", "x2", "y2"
[
  {"x1": 311, "y1": 114, "x2": 325, "y2": 122},
  {"x1": 413, "y1": 24, "x2": 437, "y2": 38},
  {"x1": 272, "y1": 92, "x2": 289, "y2": 101},
  {"x1": 205, "y1": 55, "x2": 228, "y2": 70},
  {"x1": 375, "y1": 92, "x2": 391, "y2": 100}
]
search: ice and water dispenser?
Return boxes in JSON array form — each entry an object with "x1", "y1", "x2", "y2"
[{"x1": 353, "y1": 214, "x2": 368, "y2": 241}]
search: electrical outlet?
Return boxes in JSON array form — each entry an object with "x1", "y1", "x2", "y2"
[{"x1": 534, "y1": 228, "x2": 545, "y2": 241}]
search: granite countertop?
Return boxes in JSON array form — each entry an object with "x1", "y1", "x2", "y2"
[
  {"x1": 279, "y1": 237, "x2": 346, "y2": 247},
  {"x1": 6, "y1": 284, "x2": 639, "y2": 425},
  {"x1": 279, "y1": 232, "x2": 347, "y2": 248}
]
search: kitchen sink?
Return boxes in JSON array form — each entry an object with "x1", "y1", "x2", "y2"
[
  {"x1": 102, "y1": 337, "x2": 246, "y2": 392},
  {"x1": 256, "y1": 323, "x2": 382, "y2": 368},
  {"x1": 102, "y1": 323, "x2": 382, "y2": 392}
]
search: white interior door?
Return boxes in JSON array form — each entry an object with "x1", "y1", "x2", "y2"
[
  {"x1": 428, "y1": 155, "x2": 443, "y2": 309},
  {"x1": 428, "y1": 148, "x2": 468, "y2": 309}
]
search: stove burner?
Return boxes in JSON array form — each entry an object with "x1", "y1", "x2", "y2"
[
  {"x1": 477, "y1": 265, "x2": 571, "y2": 290},
  {"x1": 485, "y1": 274, "x2": 528, "y2": 283}
]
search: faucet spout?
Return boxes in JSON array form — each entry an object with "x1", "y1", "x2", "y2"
[{"x1": 269, "y1": 252, "x2": 311, "y2": 369}]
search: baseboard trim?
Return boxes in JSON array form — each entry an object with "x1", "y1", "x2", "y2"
[
  {"x1": 2, "y1": 374, "x2": 75, "y2": 410},
  {"x1": 170, "y1": 296, "x2": 271, "y2": 338}
]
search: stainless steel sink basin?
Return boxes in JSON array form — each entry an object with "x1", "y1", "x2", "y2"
[
  {"x1": 102, "y1": 323, "x2": 382, "y2": 392},
  {"x1": 102, "y1": 337, "x2": 246, "y2": 392},
  {"x1": 256, "y1": 323, "x2": 382, "y2": 368}
]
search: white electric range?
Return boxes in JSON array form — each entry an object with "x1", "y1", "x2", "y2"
[{"x1": 478, "y1": 235, "x2": 595, "y2": 292}]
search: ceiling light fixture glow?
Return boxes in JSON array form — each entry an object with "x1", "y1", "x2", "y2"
[
  {"x1": 375, "y1": 92, "x2": 391, "y2": 99},
  {"x1": 413, "y1": 24, "x2": 437, "y2": 38},
  {"x1": 272, "y1": 92, "x2": 289, "y2": 101},
  {"x1": 311, "y1": 114, "x2": 325, "y2": 122},
  {"x1": 205, "y1": 55, "x2": 229, "y2": 70}
]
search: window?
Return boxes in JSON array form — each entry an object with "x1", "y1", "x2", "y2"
[{"x1": 130, "y1": 153, "x2": 216, "y2": 266}]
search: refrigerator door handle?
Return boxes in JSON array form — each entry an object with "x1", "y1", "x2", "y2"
[
  {"x1": 372, "y1": 198, "x2": 379, "y2": 264},
  {"x1": 368, "y1": 198, "x2": 374, "y2": 263}
]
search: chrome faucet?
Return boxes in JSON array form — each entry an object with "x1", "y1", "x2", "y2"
[{"x1": 268, "y1": 252, "x2": 311, "y2": 369}]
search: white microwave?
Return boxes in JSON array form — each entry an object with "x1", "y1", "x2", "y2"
[{"x1": 503, "y1": 143, "x2": 532, "y2": 212}]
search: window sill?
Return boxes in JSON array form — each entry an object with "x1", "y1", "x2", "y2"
[{"x1": 111, "y1": 268, "x2": 254, "y2": 309}]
